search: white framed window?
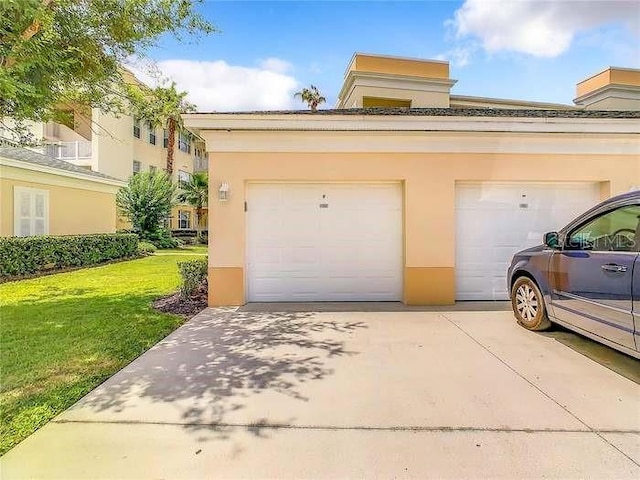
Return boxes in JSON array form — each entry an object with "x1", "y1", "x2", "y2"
[
  {"x1": 178, "y1": 130, "x2": 191, "y2": 153},
  {"x1": 178, "y1": 210, "x2": 191, "y2": 229},
  {"x1": 149, "y1": 165, "x2": 157, "y2": 174},
  {"x1": 133, "y1": 160, "x2": 141, "y2": 175},
  {"x1": 163, "y1": 129, "x2": 169, "y2": 148},
  {"x1": 133, "y1": 118, "x2": 141, "y2": 138},
  {"x1": 148, "y1": 122, "x2": 156, "y2": 145},
  {"x1": 178, "y1": 170, "x2": 191, "y2": 188},
  {"x1": 14, "y1": 187, "x2": 49, "y2": 237}
]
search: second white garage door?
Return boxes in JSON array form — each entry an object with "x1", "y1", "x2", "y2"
[
  {"x1": 456, "y1": 183, "x2": 600, "y2": 301},
  {"x1": 247, "y1": 183, "x2": 403, "y2": 302}
]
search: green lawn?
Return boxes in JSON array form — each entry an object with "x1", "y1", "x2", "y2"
[
  {"x1": 0, "y1": 254, "x2": 200, "y2": 455},
  {"x1": 159, "y1": 244, "x2": 208, "y2": 254}
]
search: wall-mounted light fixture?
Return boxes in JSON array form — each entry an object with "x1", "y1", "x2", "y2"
[{"x1": 218, "y1": 182, "x2": 230, "y2": 201}]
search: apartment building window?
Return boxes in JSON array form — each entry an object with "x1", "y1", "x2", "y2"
[
  {"x1": 133, "y1": 118, "x2": 141, "y2": 138},
  {"x1": 178, "y1": 131, "x2": 191, "y2": 153},
  {"x1": 14, "y1": 187, "x2": 49, "y2": 237},
  {"x1": 178, "y1": 170, "x2": 191, "y2": 188},
  {"x1": 178, "y1": 210, "x2": 191, "y2": 229},
  {"x1": 133, "y1": 160, "x2": 141, "y2": 175},
  {"x1": 163, "y1": 129, "x2": 169, "y2": 148},
  {"x1": 149, "y1": 165, "x2": 157, "y2": 174},
  {"x1": 148, "y1": 123, "x2": 156, "y2": 145}
]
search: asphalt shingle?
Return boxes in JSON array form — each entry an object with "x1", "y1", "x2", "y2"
[
  {"x1": 0, "y1": 145, "x2": 122, "y2": 182},
  {"x1": 193, "y1": 107, "x2": 640, "y2": 118}
]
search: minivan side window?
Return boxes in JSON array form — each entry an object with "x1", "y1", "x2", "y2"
[{"x1": 566, "y1": 205, "x2": 640, "y2": 252}]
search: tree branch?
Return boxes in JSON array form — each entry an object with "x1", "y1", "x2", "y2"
[{"x1": 4, "y1": 0, "x2": 55, "y2": 68}]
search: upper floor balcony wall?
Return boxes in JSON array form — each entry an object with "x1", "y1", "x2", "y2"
[{"x1": 337, "y1": 53, "x2": 457, "y2": 109}]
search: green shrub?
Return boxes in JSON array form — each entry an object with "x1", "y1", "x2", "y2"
[
  {"x1": 145, "y1": 229, "x2": 183, "y2": 249},
  {"x1": 177, "y1": 257, "x2": 207, "y2": 297},
  {"x1": 137, "y1": 241, "x2": 157, "y2": 255},
  {"x1": 0, "y1": 233, "x2": 138, "y2": 278}
]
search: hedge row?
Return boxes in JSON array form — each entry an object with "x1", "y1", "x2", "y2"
[{"x1": 0, "y1": 233, "x2": 139, "y2": 278}]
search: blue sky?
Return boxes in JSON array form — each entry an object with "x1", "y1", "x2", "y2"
[{"x1": 135, "y1": 0, "x2": 640, "y2": 111}]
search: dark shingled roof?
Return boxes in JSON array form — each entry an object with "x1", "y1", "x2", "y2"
[
  {"x1": 194, "y1": 107, "x2": 640, "y2": 118},
  {"x1": 0, "y1": 145, "x2": 122, "y2": 182}
]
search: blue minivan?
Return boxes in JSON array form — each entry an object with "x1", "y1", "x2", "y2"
[{"x1": 507, "y1": 190, "x2": 640, "y2": 359}]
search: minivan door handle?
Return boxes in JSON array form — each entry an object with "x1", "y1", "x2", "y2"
[{"x1": 601, "y1": 263, "x2": 628, "y2": 273}]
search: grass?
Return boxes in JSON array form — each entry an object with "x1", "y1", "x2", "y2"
[
  {"x1": 158, "y1": 244, "x2": 208, "y2": 254},
  {"x1": 0, "y1": 254, "x2": 200, "y2": 456}
]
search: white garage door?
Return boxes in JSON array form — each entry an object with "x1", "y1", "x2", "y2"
[
  {"x1": 456, "y1": 183, "x2": 600, "y2": 301},
  {"x1": 247, "y1": 183, "x2": 403, "y2": 302}
]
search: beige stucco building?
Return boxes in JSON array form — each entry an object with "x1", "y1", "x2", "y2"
[
  {"x1": 0, "y1": 146, "x2": 125, "y2": 237},
  {"x1": 0, "y1": 70, "x2": 208, "y2": 234},
  {"x1": 186, "y1": 53, "x2": 640, "y2": 307}
]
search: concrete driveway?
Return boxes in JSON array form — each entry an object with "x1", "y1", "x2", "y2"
[{"x1": 2, "y1": 307, "x2": 639, "y2": 479}]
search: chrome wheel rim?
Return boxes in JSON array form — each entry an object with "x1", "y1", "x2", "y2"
[{"x1": 515, "y1": 283, "x2": 539, "y2": 322}]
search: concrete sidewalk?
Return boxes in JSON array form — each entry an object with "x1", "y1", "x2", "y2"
[{"x1": 2, "y1": 309, "x2": 639, "y2": 479}]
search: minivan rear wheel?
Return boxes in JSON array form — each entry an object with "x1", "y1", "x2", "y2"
[{"x1": 511, "y1": 277, "x2": 551, "y2": 331}]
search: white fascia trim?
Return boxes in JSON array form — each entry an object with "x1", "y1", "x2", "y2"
[
  {"x1": 0, "y1": 157, "x2": 127, "y2": 187},
  {"x1": 183, "y1": 114, "x2": 640, "y2": 134}
]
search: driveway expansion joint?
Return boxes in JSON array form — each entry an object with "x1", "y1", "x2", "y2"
[{"x1": 438, "y1": 312, "x2": 640, "y2": 468}]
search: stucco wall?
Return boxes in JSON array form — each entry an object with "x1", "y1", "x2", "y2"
[
  {"x1": 350, "y1": 54, "x2": 449, "y2": 79},
  {"x1": 203, "y1": 132, "x2": 639, "y2": 306},
  {"x1": 343, "y1": 85, "x2": 450, "y2": 108},
  {"x1": 92, "y1": 109, "x2": 135, "y2": 181},
  {"x1": 577, "y1": 67, "x2": 640, "y2": 97},
  {"x1": 0, "y1": 166, "x2": 119, "y2": 236}
]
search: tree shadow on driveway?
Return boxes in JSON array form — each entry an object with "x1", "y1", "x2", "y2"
[{"x1": 68, "y1": 308, "x2": 367, "y2": 439}]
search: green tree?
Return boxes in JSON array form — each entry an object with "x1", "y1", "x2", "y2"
[
  {"x1": 116, "y1": 171, "x2": 177, "y2": 238},
  {"x1": 177, "y1": 172, "x2": 208, "y2": 240},
  {"x1": 0, "y1": 0, "x2": 213, "y2": 131},
  {"x1": 127, "y1": 81, "x2": 195, "y2": 174},
  {"x1": 294, "y1": 85, "x2": 326, "y2": 112}
]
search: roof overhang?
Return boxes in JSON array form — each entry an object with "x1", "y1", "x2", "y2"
[
  {"x1": 0, "y1": 156, "x2": 126, "y2": 187},
  {"x1": 183, "y1": 113, "x2": 640, "y2": 135}
]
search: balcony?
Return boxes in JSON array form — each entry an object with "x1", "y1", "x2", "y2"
[
  {"x1": 193, "y1": 156, "x2": 208, "y2": 172},
  {"x1": 43, "y1": 140, "x2": 92, "y2": 165}
]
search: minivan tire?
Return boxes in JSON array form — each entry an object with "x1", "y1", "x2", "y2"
[{"x1": 511, "y1": 276, "x2": 552, "y2": 331}]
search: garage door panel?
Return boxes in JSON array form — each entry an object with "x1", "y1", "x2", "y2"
[
  {"x1": 247, "y1": 183, "x2": 402, "y2": 302},
  {"x1": 456, "y1": 183, "x2": 600, "y2": 301}
]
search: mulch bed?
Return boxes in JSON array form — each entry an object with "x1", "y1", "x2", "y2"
[{"x1": 152, "y1": 282, "x2": 208, "y2": 318}]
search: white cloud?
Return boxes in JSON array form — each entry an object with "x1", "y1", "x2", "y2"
[
  {"x1": 126, "y1": 58, "x2": 299, "y2": 112},
  {"x1": 434, "y1": 45, "x2": 477, "y2": 67},
  {"x1": 449, "y1": 0, "x2": 639, "y2": 57},
  {"x1": 258, "y1": 57, "x2": 293, "y2": 74}
]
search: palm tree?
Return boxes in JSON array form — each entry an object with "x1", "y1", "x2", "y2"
[
  {"x1": 294, "y1": 85, "x2": 326, "y2": 112},
  {"x1": 128, "y1": 81, "x2": 196, "y2": 174},
  {"x1": 177, "y1": 172, "x2": 208, "y2": 241}
]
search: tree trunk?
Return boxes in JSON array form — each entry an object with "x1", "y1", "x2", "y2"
[
  {"x1": 195, "y1": 207, "x2": 202, "y2": 241},
  {"x1": 166, "y1": 117, "x2": 176, "y2": 174}
]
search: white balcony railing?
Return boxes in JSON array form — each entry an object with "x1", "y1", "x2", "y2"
[
  {"x1": 44, "y1": 140, "x2": 92, "y2": 162},
  {"x1": 193, "y1": 156, "x2": 208, "y2": 172}
]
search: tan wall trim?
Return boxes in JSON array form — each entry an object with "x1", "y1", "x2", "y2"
[
  {"x1": 404, "y1": 267, "x2": 455, "y2": 305},
  {"x1": 351, "y1": 53, "x2": 449, "y2": 79},
  {"x1": 209, "y1": 267, "x2": 245, "y2": 306},
  {"x1": 577, "y1": 67, "x2": 640, "y2": 97}
]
